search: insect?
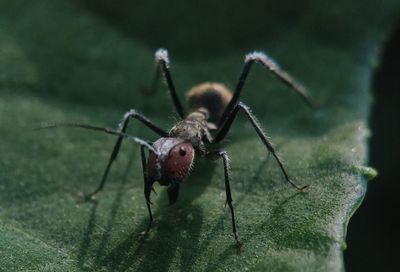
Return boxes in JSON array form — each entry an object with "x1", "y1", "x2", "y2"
[{"x1": 38, "y1": 49, "x2": 314, "y2": 248}]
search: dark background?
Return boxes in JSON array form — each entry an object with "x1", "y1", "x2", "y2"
[{"x1": 345, "y1": 24, "x2": 400, "y2": 271}]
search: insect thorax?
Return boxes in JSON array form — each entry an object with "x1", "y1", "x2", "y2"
[{"x1": 168, "y1": 108, "x2": 212, "y2": 149}]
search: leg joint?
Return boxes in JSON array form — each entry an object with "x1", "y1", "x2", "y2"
[
  {"x1": 155, "y1": 48, "x2": 170, "y2": 65},
  {"x1": 218, "y1": 150, "x2": 227, "y2": 157},
  {"x1": 124, "y1": 109, "x2": 139, "y2": 119}
]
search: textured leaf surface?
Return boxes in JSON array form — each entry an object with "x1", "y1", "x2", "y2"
[{"x1": 0, "y1": 1, "x2": 399, "y2": 271}]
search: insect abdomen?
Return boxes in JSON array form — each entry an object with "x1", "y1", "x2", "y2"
[{"x1": 187, "y1": 82, "x2": 232, "y2": 124}]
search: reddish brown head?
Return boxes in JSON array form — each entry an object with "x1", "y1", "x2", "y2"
[{"x1": 147, "y1": 138, "x2": 195, "y2": 185}]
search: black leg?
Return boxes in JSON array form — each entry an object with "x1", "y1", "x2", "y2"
[
  {"x1": 141, "y1": 145, "x2": 154, "y2": 234},
  {"x1": 167, "y1": 182, "x2": 180, "y2": 205},
  {"x1": 207, "y1": 150, "x2": 242, "y2": 248},
  {"x1": 83, "y1": 109, "x2": 167, "y2": 200},
  {"x1": 213, "y1": 102, "x2": 308, "y2": 190},
  {"x1": 155, "y1": 49, "x2": 186, "y2": 119},
  {"x1": 218, "y1": 51, "x2": 314, "y2": 127}
]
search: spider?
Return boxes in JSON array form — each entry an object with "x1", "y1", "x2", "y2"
[{"x1": 38, "y1": 49, "x2": 314, "y2": 248}]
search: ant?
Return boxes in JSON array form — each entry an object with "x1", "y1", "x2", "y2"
[{"x1": 38, "y1": 49, "x2": 314, "y2": 248}]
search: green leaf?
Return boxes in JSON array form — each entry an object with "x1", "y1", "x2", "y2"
[{"x1": 0, "y1": 0, "x2": 398, "y2": 271}]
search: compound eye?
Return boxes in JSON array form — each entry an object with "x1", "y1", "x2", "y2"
[{"x1": 179, "y1": 146, "x2": 186, "y2": 156}]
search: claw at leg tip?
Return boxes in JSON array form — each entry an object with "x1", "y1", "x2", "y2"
[{"x1": 299, "y1": 184, "x2": 310, "y2": 192}]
